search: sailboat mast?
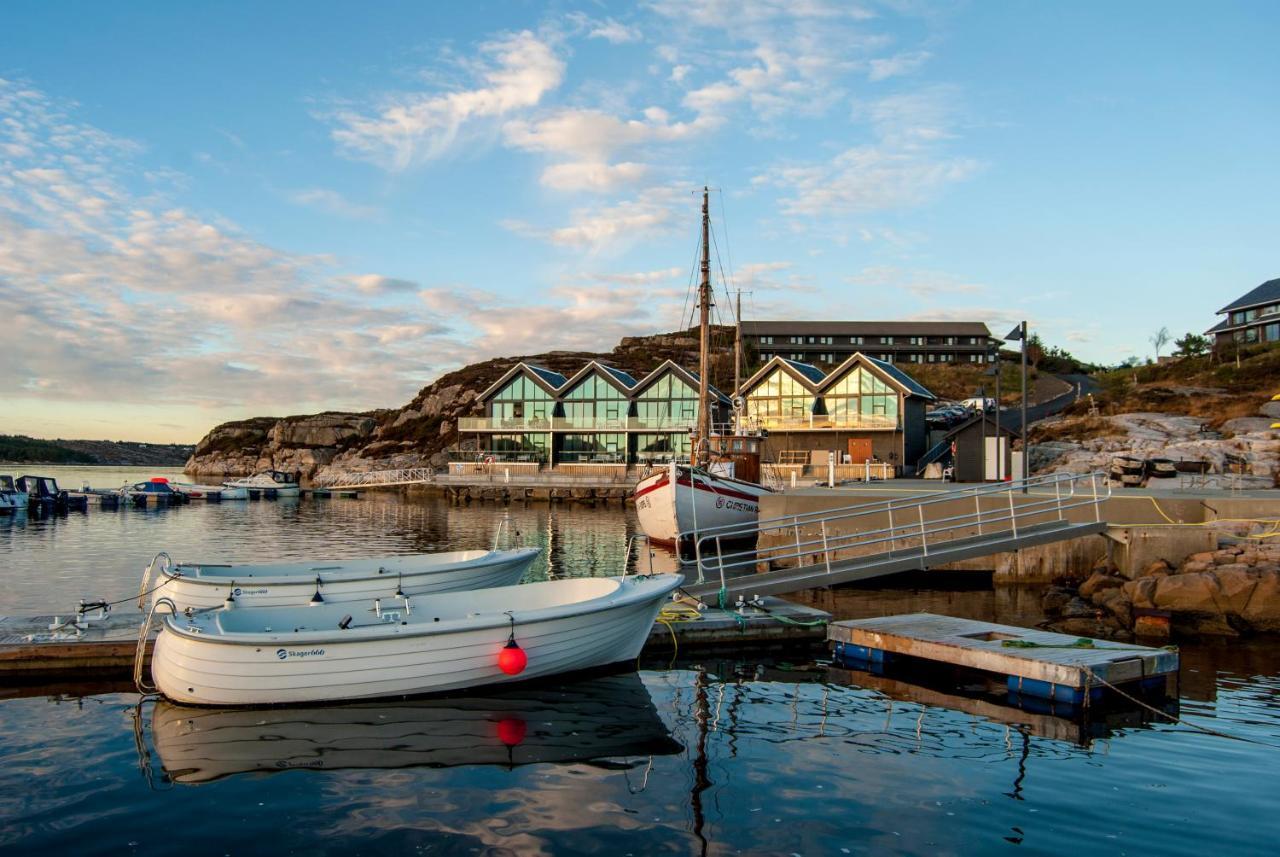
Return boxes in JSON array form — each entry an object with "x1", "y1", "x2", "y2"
[
  {"x1": 733, "y1": 289, "x2": 742, "y2": 398},
  {"x1": 695, "y1": 187, "x2": 712, "y2": 468}
]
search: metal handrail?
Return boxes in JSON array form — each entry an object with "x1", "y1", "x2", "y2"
[
  {"x1": 688, "y1": 472, "x2": 1110, "y2": 591},
  {"x1": 138, "y1": 552, "x2": 171, "y2": 610},
  {"x1": 623, "y1": 534, "x2": 657, "y2": 576},
  {"x1": 314, "y1": 468, "x2": 437, "y2": 488},
  {"x1": 134, "y1": 596, "x2": 178, "y2": 693}
]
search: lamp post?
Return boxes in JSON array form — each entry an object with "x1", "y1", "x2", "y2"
[{"x1": 1005, "y1": 322, "x2": 1029, "y2": 487}]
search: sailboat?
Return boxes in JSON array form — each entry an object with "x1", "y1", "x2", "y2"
[{"x1": 632, "y1": 188, "x2": 773, "y2": 546}]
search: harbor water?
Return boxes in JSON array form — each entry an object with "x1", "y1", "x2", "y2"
[{"x1": 2, "y1": 467, "x2": 1280, "y2": 854}]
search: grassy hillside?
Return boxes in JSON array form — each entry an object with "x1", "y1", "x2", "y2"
[
  {"x1": 0, "y1": 435, "x2": 96, "y2": 464},
  {"x1": 0, "y1": 434, "x2": 194, "y2": 466}
]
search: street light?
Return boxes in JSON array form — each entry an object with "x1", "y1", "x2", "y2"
[{"x1": 1005, "y1": 322, "x2": 1029, "y2": 487}]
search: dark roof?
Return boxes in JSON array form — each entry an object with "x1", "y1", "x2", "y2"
[
  {"x1": 943, "y1": 411, "x2": 1021, "y2": 439},
  {"x1": 862, "y1": 355, "x2": 937, "y2": 400},
  {"x1": 1217, "y1": 278, "x2": 1280, "y2": 314},
  {"x1": 1204, "y1": 317, "x2": 1234, "y2": 335},
  {"x1": 599, "y1": 365, "x2": 638, "y2": 389},
  {"x1": 780, "y1": 357, "x2": 827, "y2": 384},
  {"x1": 742, "y1": 319, "x2": 993, "y2": 337},
  {"x1": 526, "y1": 365, "x2": 567, "y2": 389}
]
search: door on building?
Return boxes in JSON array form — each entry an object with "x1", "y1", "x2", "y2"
[{"x1": 847, "y1": 438, "x2": 873, "y2": 464}]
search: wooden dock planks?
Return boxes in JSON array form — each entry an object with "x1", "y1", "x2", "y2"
[{"x1": 828, "y1": 612, "x2": 1178, "y2": 693}]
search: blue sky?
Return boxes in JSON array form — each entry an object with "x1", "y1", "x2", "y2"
[{"x1": 2, "y1": 1, "x2": 1277, "y2": 443}]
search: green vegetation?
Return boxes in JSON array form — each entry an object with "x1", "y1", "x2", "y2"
[{"x1": 0, "y1": 435, "x2": 97, "y2": 464}]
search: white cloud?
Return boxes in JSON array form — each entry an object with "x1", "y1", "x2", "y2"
[
  {"x1": 539, "y1": 161, "x2": 650, "y2": 192},
  {"x1": 754, "y1": 88, "x2": 981, "y2": 217},
  {"x1": 289, "y1": 188, "x2": 381, "y2": 220},
  {"x1": 868, "y1": 50, "x2": 932, "y2": 81},
  {"x1": 587, "y1": 18, "x2": 642, "y2": 44},
  {"x1": 349, "y1": 274, "x2": 420, "y2": 295},
  {"x1": 326, "y1": 31, "x2": 565, "y2": 171},
  {"x1": 502, "y1": 186, "x2": 686, "y2": 253},
  {"x1": 845, "y1": 265, "x2": 986, "y2": 299}
]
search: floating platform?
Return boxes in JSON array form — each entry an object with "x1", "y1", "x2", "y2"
[
  {"x1": 302, "y1": 488, "x2": 360, "y2": 499},
  {"x1": 0, "y1": 597, "x2": 830, "y2": 678},
  {"x1": 829, "y1": 613, "x2": 1178, "y2": 705}
]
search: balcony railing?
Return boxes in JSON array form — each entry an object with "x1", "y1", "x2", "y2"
[
  {"x1": 458, "y1": 416, "x2": 697, "y2": 432},
  {"x1": 741, "y1": 414, "x2": 900, "y2": 431}
]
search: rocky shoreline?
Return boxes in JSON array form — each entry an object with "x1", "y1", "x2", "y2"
[{"x1": 1046, "y1": 525, "x2": 1280, "y2": 639}]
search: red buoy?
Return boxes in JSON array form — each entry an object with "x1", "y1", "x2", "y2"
[
  {"x1": 497, "y1": 639, "x2": 527, "y2": 675},
  {"x1": 496, "y1": 717, "x2": 527, "y2": 746}
]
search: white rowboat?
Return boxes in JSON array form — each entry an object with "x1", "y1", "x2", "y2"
[
  {"x1": 150, "y1": 573, "x2": 683, "y2": 705},
  {"x1": 174, "y1": 482, "x2": 247, "y2": 500},
  {"x1": 144, "y1": 548, "x2": 542, "y2": 612}
]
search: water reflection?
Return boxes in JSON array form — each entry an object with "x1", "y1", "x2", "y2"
[{"x1": 145, "y1": 672, "x2": 681, "y2": 785}]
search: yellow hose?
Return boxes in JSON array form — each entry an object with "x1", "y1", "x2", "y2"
[{"x1": 1108, "y1": 496, "x2": 1280, "y2": 539}]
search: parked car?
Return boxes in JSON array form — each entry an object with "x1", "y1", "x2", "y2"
[{"x1": 961, "y1": 397, "x2": 996, "y2": 412}]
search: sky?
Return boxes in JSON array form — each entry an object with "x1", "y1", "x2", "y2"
[{"x1": 2, "y1": 1, "x2": 1277, "y2": 444}]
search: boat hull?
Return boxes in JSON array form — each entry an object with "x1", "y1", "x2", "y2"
[
  {"x1": 155, "y1": 548, "x2": 542, "y2": 612},
  {"x1": 633, "y1": 465, "x2": 771, "y2": 544},
  {"x1": 151, "y1": 574, "x2": 682, "y2": 706}
]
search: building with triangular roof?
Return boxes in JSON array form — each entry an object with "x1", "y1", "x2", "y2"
[{"x1": 1207, "y1": 278, "x2": 1280, "y2": 352}]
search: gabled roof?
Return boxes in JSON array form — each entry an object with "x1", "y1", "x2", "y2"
[
  {"x1": 477, "y1": 362, "x2": 567, "y2": 400},
  {"x1": 740, "y1": 356, "x2": 825, "y2": 397},
  {"x1": 816, "y1": 352, "x2": 937, "y2": 401},
  {"x1": 560, "y1": 360, "x2": 636, "y2": 396},
  {"x1": 629, "y1": 360, "x2": 730, "y2": 404},
  {"x1": 1217, "y1": 278, "x2": 1280, "y2": 314},
  {"x1": 1204, "y1": 317, "x2": 1234, "y2": 335}
]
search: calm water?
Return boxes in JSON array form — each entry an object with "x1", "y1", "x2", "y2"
[{"x1": 3, "y1": 468, "x2": 1280, "y2": 855}]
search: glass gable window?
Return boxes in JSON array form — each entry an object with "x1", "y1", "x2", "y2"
[
  {"x1": 635, "y1": 373, "x2": 698, "y2": 429},
  {"x1": 488, "y1": 374, "x2": 553, "y2": 426},
  {"x1": 823, "y1": 366, "x2": 899, "y2": 427},
  {"x1": 746, "y1": 368, "x2": 813, "y2": 424},
  {"x1": 1265, "y1": 323, "x2": 1280, "y2": 342},
  {"x1": 562, "y1": 373, "x2": 627, "y2": 428}
]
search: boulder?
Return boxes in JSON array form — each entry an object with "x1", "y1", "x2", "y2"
[
  {"x1": 1079, "y1": 571, "x2": 1123, "y2": 599},
  {"x1": 1041, "y1": 585, "x2": 1076, "y2": 614},
  {"x1": 1092, "y1": 586, "x2": 1132, "y2": 626},
  {"x1": 1139, "y1": 560, "x2": 1173, "y2": 578},
  {"x1": 1152, "y1": 573, "x2": 1221, "y2": 614},
  {"x1": 1240, "y1": 570, "x2": 1280, "y2": 633},
  {"x1": 1121, "y1": 577, "x2": 1158, "y2": 609}
]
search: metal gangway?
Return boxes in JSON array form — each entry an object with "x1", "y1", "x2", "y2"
[
  {"x1": 681, "y1": 471, "x2": 1111, "y2": 601},
  {"x1": 313, "y1": 467, "x2": 436, "y2": 489}
]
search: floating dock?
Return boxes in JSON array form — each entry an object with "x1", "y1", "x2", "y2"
[
  {"x1": 0, "y1": 598, "x2": 830, "y2": 677},
  {"x1": 829, "y1": 612, "x2": 1178, "y2": 705}
]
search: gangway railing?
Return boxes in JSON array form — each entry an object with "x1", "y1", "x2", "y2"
[
  {"x1": 684, "y1": 471, "x2": 1109, "y2": 595},
  {"x1": 313, "y1": 468, "x2": 437, "y2": 488}
]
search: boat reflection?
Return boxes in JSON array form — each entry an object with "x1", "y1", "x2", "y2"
[{"x1": 149, "y1": 671, "x2": 681, "y2": 784}]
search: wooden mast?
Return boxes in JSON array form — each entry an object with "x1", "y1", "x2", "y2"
[{"x1": 694, "y1": 186, "x2": 712, "y2": 469}]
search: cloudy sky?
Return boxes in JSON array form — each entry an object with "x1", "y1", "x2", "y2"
[{"x1": 3, "y1": 2, "x2": 1277, "y2": 443}]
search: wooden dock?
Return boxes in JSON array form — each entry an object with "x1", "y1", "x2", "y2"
[
  {"x1": 0, "y1": 598, "x2": 830, "y2": 677},
  {"x1": 828, "y1": 613, "x2": 1178, "y2": 705}
]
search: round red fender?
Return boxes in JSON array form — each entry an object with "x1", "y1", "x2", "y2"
[
  {"x1": 498, "y1": 639, "x2": 527, "y2": 675},
  {"x1": 496, "y1": 717, "x2": 527, "y2": 746}
]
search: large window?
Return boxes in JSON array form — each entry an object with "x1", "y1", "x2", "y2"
[
  {"x1": 635, "y1": 372, "x2": 698, "y2": 429},
  {"x1": 560, "y1": 433, "x2": 625, "y2": 463},
  {"x1": 823, "y1": 366, "x2": 899, "y2": 427},
  {"x1": 746, "y1": 369, "x2": 813, "y2": 425},
  {"x1": 635, "y1": 432, "x2": 690, "y2": 463},
  {"x1": 562, "y1": 373, "x2": 627, "y2": 429},
  {"x1": 488, "y1": 374, "x2": 553, "y2": 427},
  {"x1": 488, "y1": 433, "x2": 549, "y2": 461},
  {"x1": 1265, "y1": 323, "x2": 1280, "y2": 342}
]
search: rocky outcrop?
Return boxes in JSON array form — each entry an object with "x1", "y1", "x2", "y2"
[
  {"x1": 1031, "y1": 410, "x2": 1280, "y2": 489},
  {"x1": 1060, "y1": 540, "x2": 1280, "y2": 637},
  {"x1": 186, "y1": 413, "x2": 376, "y2": 481}
]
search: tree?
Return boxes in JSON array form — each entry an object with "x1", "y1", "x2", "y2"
[
  {"x1": 1150, "y1": 326, "x2": 1171, "y2": 361},
  {"x1": 1173, "y1": 332, "x2": 1210, "y2": 358}
]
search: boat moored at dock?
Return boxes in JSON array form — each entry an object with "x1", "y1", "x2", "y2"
[
  {"x1": 143, "y1": 546, "x2": 543, "y2": 612},
  {"x1": 223, "y1": 470, "x2": 299, "y2": 497},
  {"x1": 172, "y1": 481, "x2": 241, "y2": 500},
  {"x1": 120, "y1": 478, "x2": 188, "y2": 507},
  {"x1": 148, "y1": 572, "x2": 682, "y2": 705},
  {"x1": 0, "y1": 476, "x2": 27, "y2": 513},
  {"x1": 15, "y1": 475, "x2": 87, "y2": 512}
]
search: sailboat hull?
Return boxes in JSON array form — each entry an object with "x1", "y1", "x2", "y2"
[{"x1": 633, "y1": 465, "x2": 770, "y2": 544}]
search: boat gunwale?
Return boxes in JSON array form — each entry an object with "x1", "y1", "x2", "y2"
[
  {"x1": 158, "y1": 573, "x2": 683, "y2": 647},
  {"x1": 164, "y1": 546, "x2": 542, "y2": 584}
]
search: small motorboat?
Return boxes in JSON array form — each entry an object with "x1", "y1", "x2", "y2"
[
  {"x1": 149, "y1": 573, "x2": 682, "y2": 705},
  {"x1": 16, "y1": 475, "x2": 87, "y2": 512},
  {"x1": 223, "y1": 470, "x2": 299, "y2": 497},
  {"x1": 120, "y1": 478, "x2": 187, "y2": 507},
  {"x1": 0, "y1": 476, "x2": 27, "y2": 514},
  {"x1": 171, "y1": 481, "x2": 240, "y2": 501},
  {"x1": 148, "y1": 672, "x2": 681, "y2": 783},
  {"x1": 143, "y1": 546, "x2": 544, "y2": 612}
]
